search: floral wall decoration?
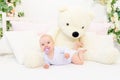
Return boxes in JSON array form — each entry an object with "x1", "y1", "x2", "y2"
[
  {"x1": 0, "y1": 0, "x2": 24, "y2": 38},
  {"x1": 0, "y1": 14, "x2": 2, "y2": 37},
  {"x1": 106, "y1": 0, "x2": 120, "y2": 44},
  {"x1": 95, "y1": 0, "x2": 120, "y2": 44}
]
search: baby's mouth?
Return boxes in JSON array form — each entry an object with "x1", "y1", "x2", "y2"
[{"x1": 44, "y1": 47, "x2": 50, "y2": 54}]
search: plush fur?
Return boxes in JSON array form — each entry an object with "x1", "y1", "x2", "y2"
[
  {"x1": 24, "y1": 7, "x2": 120, "y2": 68},
  {"x1": 48, "y1": 7, "x2": 120, "y2": 64}
]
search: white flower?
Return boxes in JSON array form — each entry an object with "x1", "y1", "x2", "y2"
[
  {"x1": 114, "y1": 12, "x2": 118, "y2": 20},
  {"x1": 113, "y1": 12, "x2": 119, "y2": 28},
  {"x1": 106, "y1": 3, "x2": 112, "y2": 13},
  {"x1": 116, "y1": 21, "x2": 119, "y2": 26},
  {"x1": 115, "y1": 0, "x2": 120, "y2": 8},
  {"x1": 109, "y1": 33, "x2": 116, "y2": 40},
  {"x1": 107, "y1": 0, "x2": 113, "y2": 4},
  {"x1": 110, "y1": 24, "x2": 115, "y2": 29},
  {"x1": 115, "y1": 20, "x2": 120, "y2": 29}
]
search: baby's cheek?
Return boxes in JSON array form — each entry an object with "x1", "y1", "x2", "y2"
[
  {"x1": 42, "y1": 48, "x2": 45, "y2": 51},
  {"x1": 40, "y1": 47, "x2": 44, "y2": 51}
]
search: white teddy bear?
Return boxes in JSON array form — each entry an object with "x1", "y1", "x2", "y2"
[{"x1": 48, "y1": 7, "x2": 120, "y2": 64}]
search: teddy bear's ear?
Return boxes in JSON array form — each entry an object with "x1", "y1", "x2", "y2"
[
  {"x1": 88, "y1": 11, "x2": 94, "y2": 21},
  {"x1": 59, "y1": 6, "x2": 68, "y2": 12}
]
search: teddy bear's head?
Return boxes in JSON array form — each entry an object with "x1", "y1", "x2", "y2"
[{"x1": 58, "y1": 7, "x2": 93, "y2": 39}]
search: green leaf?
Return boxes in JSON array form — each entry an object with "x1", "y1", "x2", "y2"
[
  {"x1": 0, "y1": 28, "x2": 3, "y2": 37},
  {"x1": 18, "y1": 12, "x2": 24, "y2": 17},
  {"x1": 107, "y1": 28, "x2": 115, "y2": 34},
  {"x1": 8, "y1": 6, "x2": 13, "y2": 12},
  {"x1": 116, "y1": 35, "x2": 120, "y2": 44},
  {"x1": 0, "y1": 0, "x2": 5, "y2": 2},
  {"x1": 115, "y1": 30, "x2": 120, "y2": 35},
  {"x1": 6, "y1": 21, "x2": 12, "y2": 31},
  {"x1": 111, "y1": 0, "x2": 117, "y2": 5}
]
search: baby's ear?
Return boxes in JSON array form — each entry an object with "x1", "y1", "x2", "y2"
[{"x1": 53, "y1": 41, "x2": 55, "y2": 45}]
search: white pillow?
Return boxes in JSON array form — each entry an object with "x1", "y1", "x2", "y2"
[
  {"x1": 4, "y1": 31, "x2": 44, "y2": 68},
  {"x1": 0, "y1": 36, "x2": 13, "y2": 55}
]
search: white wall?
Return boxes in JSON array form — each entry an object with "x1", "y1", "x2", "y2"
[
  {"x1": 18, "y1": 0, "x2": 94, "y2": 24},
  {"x1": 13, "y1": 0, "x2": 108, "y2": 32}
]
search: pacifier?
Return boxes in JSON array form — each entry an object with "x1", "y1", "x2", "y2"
[{"x1": 44, "y1": 47, "x2": 50, "y2": 54}]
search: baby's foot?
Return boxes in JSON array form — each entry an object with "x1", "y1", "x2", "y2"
[
  {"x1": 64, "y1": 53, "x2": 70, "y2": 59},
  {"x1": 72, "y1": 53, "x2": 84, "y2": 65}
]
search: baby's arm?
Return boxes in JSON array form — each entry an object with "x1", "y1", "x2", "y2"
[
  {"x1": 43, "y1": 64, "x2": 49, "y2": 69},
  {"x1": 64, "y1": 53, "x2": 70, "y2": 59},
  {"x1": 74, "y1": 41, "x2": 83, "y2": 50},
  {"x1": 43, "y1": 55, "x2": 50, "y2": 69}
]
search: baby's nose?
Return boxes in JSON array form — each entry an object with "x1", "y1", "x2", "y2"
[{"x1": 45, "y1": 46, "x2": 48, "y2": 48}]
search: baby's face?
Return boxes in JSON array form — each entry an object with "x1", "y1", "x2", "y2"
[{"x1": 40, "y1": 35, "x2": 54, "y2": 53}]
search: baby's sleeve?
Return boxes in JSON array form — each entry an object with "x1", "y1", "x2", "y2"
[
  {"x1": 44, "y1": 54, "x2": 50, "y2": 65},
  {"x1": 64, "y1": 47, "x2": 76, "y2": 57}
]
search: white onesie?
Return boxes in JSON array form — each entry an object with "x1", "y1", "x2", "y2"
[{"x1": 44, "y1": 46, "x2": 76, "y2": 65}]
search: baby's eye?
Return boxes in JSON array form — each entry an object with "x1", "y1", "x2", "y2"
[
  {"x1": 47, "y1": 42, "x2": 50, "y2": 44},
  {"x1": 41, "y1": 44, "x2": 44, "y2": 46}
]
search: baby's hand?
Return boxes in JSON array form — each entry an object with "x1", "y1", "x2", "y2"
[
  {"x1": 64, "y1": 53, "x2": 70, "y2": 59},
  {"x1": 78, "y1": 48, "x2": 87, "y2": 54},
  {"x1": 78, "y1": 42, "x2": 83, "y2": 47},
  {"x1": 43, "y1": 64, "x2": 49, "y2": 69},
  {"x1": 74, "y1": 41, "x2": 83, "y2": 50}
]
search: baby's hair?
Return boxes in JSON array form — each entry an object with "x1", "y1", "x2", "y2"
[{"x1": 39, "y1": 34, "x2": 55, "y2": 44}]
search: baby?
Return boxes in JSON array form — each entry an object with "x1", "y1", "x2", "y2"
[{"x1": 39, "y1": 34, "x2": 86, "y2": 69}]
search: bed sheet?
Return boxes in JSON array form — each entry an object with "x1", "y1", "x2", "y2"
[{"x1": 0, "y1": 55, "x2": 120, "y2": 80}]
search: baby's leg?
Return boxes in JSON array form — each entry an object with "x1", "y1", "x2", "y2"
[
  {"x1": 77, "y1": 52, "x2": 84, "y2": 64},
  {"x1": 71, "y1": 53, "x2": 84, "y2": 65},
  {"x1": 76, "y1": 49, "x2": 86, "y2": 64}
]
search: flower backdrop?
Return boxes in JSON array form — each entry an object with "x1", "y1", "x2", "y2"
[
  {"x1": 0, "y1": 0, "x2": 24, "y2": 38},
  {"x1": 106, "y1": 0, "x2": 120, "y2": 44},
  {"x1": 95, "y1": 0, "x2": 120, "y2": 44}
]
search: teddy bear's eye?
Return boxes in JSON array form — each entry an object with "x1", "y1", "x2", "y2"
[
  {"x1": 82, "y1": 26, "x2": 84, "y2": 29},
  {"x1": 66, "y1": 23, "x2": 69, "y2": 26}
]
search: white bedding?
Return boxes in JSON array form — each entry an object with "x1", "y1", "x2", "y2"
[
  {"x1": 0, "y1": 55, "x2": 120, "y2": 80},
  {"x1": 0, "y1": 24, "x2": 120, "y2": 80}
]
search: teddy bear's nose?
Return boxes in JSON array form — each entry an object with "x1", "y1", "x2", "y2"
[{"x1": 72, "y1": 31, "x2": 79, "y2": 38}]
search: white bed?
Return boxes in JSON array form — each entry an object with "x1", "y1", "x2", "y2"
[
  {"x1": 0, "y1": 28, "x2": 120, "y2": 80},
  {"x1": 0, "y1": 54, "x2": 120, "y2": 80},
  {"x1": 0, "y1": 22, "x2": 120, "y2": 80}
]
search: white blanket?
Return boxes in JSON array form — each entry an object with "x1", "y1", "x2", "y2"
[
  {"x1": 0, "y1": 55, "x2": 120, "y2": 80},
  {"x1": 0, "y1": 31, "x2": 120, "y2": 80}
]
